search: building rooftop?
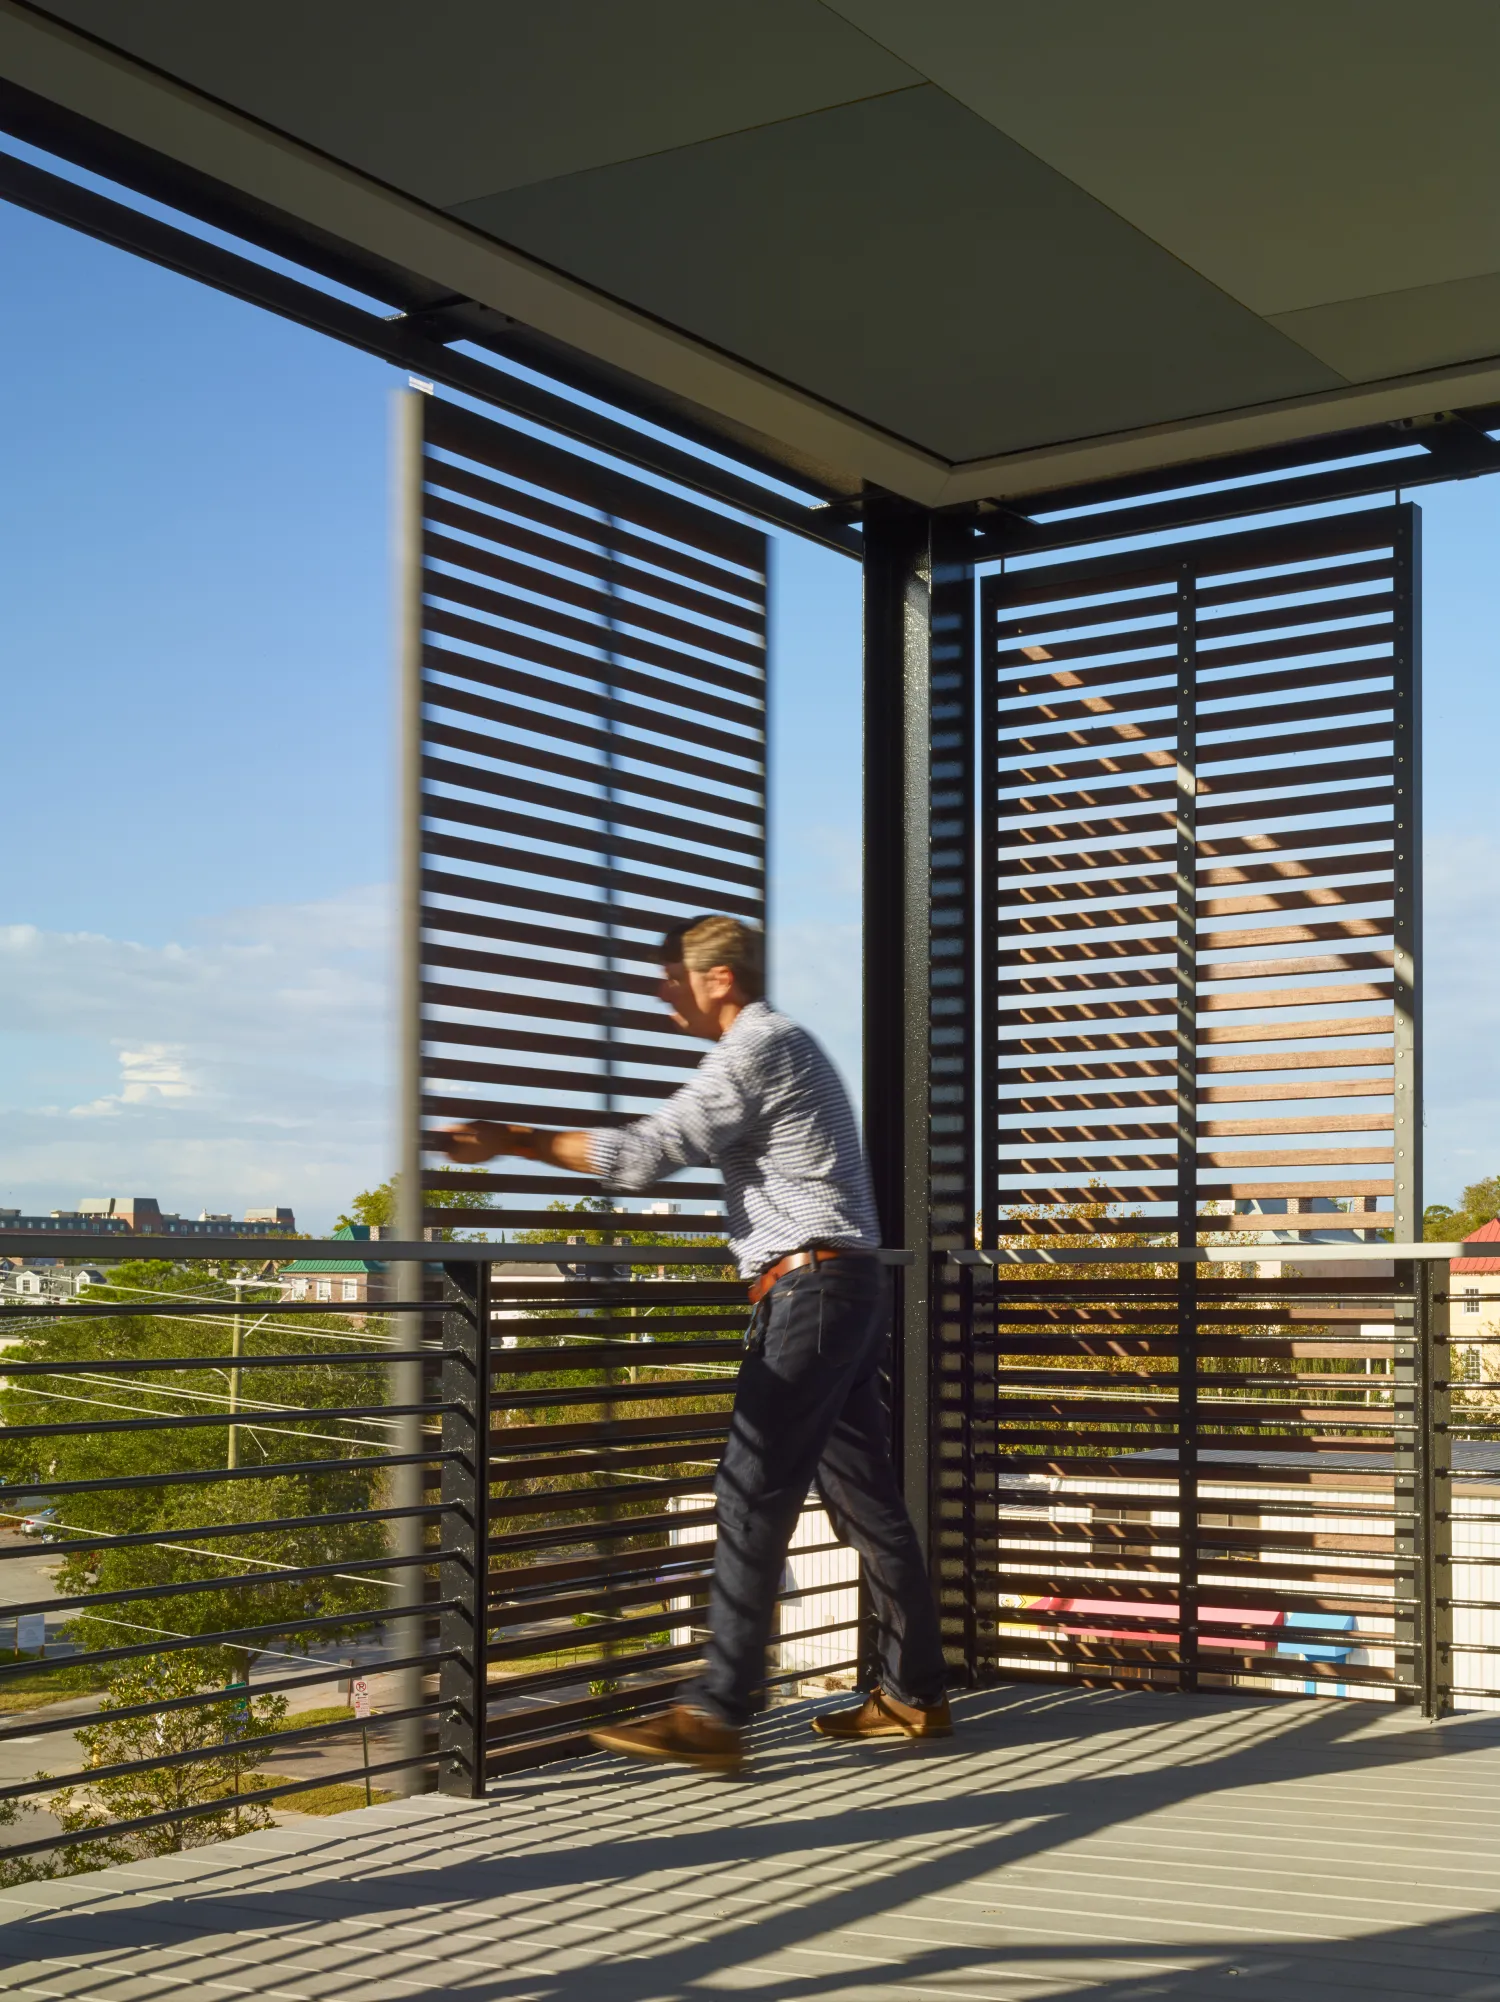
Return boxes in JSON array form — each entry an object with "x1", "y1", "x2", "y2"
[
  {"x1": 1452, "y1": 1217, "x2": 1500, "y2": 1274},
  {"x1": 281, "y1": 1224, "x2": 385, "y2": 1276}
]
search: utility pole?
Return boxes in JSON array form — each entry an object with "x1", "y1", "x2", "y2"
[
  {"x1": 222, "y1": 1275, "x2": 268, "y2": 1471},
  {"x1": 227, "y1": 1301, "x2": 243, "y2": 1471}
]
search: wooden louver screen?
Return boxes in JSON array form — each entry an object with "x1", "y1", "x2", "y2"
[
  {"x1": 980, "y1": 507, "x2": 1418, "y2": 1247},
  {"x1": 945, "y1": 507, "x2": 1425, "y2": 1703},
  {"x1": 412, "y1": 396, "x2": 768, "y2": 1234}
]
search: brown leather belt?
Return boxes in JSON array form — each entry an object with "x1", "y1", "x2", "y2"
[{"x1": 747, "y1": 1247, "x2": 867, "y2": 1306}]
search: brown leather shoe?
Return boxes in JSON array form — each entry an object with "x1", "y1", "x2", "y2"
[
  {"x1": 810, "y1": 1689, "x2": 953, "y2": 1741},
  {"x1": 589, "y1": 1704, "x2": 746, "y2": 1775}
]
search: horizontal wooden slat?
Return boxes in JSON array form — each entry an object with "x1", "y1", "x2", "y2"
[
  {"x1": 424, "y1": 719, "x2": 761, "y2": 826},
  {"x1": 422, "y1": 456, "x2": 764, "y2": 600},
  {"x1": 425, "y1": 530, "x2": 766, "y2": 669},
  {"x1": 1196, "y1": 850, "x2": 1392, "y2": 890},
  {"x1": 1200, "y1": 1145, "x2": 1394, "y2": 1167},
  {"x1": 424, "y1": 488, "x2": 764, "y2": 625},
  {"x1": 424, "y1": 622, "x2": 763, "y2": 762},
  {"x1": 421, "y1": 864, "x2": 736, "y2": 945},
  {"x1": 424, "y1": 790, "x2": 761, "y2": 888},
  {"x1": 424, "y1": 667, "x2": 760, "y2": 792},
  {"x1": 1197, "y1": 980, "x2": 1391, "y2": 1010},
  {"x1": 422, "y1": 753, "x2": 763, "y2": 856},
  {"x1": 425, "y1": 562, "x2": 766, "y2": 693},
  {"x1": 425, "y1": 399, "x2": 767, "y2": 569}
]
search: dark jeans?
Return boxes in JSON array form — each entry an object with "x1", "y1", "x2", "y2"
[{"x1": 686, "y1": 1256, "x2": 948, "y2": 1729}]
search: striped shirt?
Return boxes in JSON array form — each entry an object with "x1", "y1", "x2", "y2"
[{"x1": 586, "y1": 1001, "x2": 881, "y2": 1279}]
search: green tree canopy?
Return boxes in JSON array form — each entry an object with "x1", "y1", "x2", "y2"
[
  {"x1": 0, "y1": 1260, "x2": 391, "y2": 1682},
  {"x1": 337, "y1": 1171, "x2": 494, "y2": 1239},
  {"x1": 1424, "y1": 1173, "x2": 1500, "y2": 1244}
]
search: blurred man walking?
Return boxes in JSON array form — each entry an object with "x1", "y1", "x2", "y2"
[{"x1": 440, "y1": 914, "x2": 949, "y2": 1774}]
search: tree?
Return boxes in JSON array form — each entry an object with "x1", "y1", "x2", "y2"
[
  {"x1": 337, "y1": 1171, "x2": 494, "y2": 1240},
  {"x1": 1425, "y1": 1174, "x2": 1500, "y2": 1244},
  {"x1": 45, "y1": 1652, "x2": 288, "y2": 1864},
  {"x1": 0, "y1": 1261, "x2": 391, "y2": 1687},
  {"x1": 337, "y1": 1179, "x2": 396, "y2": 1232}
]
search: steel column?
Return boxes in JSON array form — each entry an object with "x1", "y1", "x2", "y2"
[
  {"x1": 439, "y1": 1260, "x2": 492, "y2": 1794},
  {"x1": 1174, "y1": 559, "x2": 1200, "y2": 1694},
  {"x1": 863, "y1": 501, "x2": 933, "y2": 1541},
  {"x1": 862, "y1": 503, "x2": 975, "y2": 1600},
  {"x1": 391, "y1": 387, "x2": 429, "y2": 1790}
]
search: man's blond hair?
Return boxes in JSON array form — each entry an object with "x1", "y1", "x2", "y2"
[{"x1": 662, "y1": 914, "x2": 765, "y2": 1000}]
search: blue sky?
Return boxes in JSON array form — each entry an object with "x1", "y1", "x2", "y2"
[
  {"x1": 0, "y1": 197, "x2": 861, "y2": 1229},
  {"x1": 0, "y1": 195, "x2": 1493, "y2": 1228}
]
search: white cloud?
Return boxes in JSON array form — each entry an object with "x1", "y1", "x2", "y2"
[
  {"x1": 0, "y1": 887, "x2": 392, "y2": 1228},
  {"x1": 68, "y1": 1044, "x2": 197, "y2": 1117}
]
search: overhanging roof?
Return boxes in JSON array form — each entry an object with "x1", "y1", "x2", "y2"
[{"x1": 5, "y1": 0, "x2": 1500, "y2": 503}]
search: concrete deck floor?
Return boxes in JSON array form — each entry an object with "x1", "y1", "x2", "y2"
[{"x1": 4, "y1": 1685, "x2": 1500, "y2": 2001}]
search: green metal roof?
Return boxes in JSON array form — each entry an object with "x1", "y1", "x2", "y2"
[{"x1": 282, "y1": 1224, "x2": 386, "y2": 1275}]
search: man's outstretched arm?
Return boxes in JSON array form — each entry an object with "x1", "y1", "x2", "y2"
[
  {"x1": 439, "y1": 1122, "x2": 597, "y2": 1173},
  {"x1": 440, "y1": 1054, "x2": 753, "y2": 1189}
]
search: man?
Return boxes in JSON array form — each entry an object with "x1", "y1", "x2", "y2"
[{"x1": 440, "y1": 914, "x2": 949, "y2": 1774}]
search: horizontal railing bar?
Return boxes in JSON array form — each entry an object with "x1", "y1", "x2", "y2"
[
  {"x1": 489, "y1": 1603, "x2": 695, "y2": 1660},
  {"x1": 0, "y1": 1648, "x2": 455, "y2": 1746},
  {"x1": 1, "y1": 1545, "x2": 462, "y2": 1624},
  {"x1": 0, "y1": 1449, "x2": 453, "y2": 1504},
  {"x1": 958, "y1": 1245, "x2": 1473, "y2": 1264},
  {"x1": 0, "y1": 1234, "x2": 913, "y2": 1264},
  {"x1": 0, "y1": 1748, "x2": 440, "y2": 1862},
  {"x1": 0, "y1": 1502, "x2": 445, "y2": 1565},
  {"x1": 0, "y1": 1304, "x2": 442, "y2": 1324},
  {"x1": 485, "y1": 1641, "x2": 705, "y2": 1706},
  {"x1": 0, "y1": 1701, "x2": 444, "y2": 1805},
  {"x1": 491, "y1": 1378, "x2": 737, "y2": 1414},
  {"x1": 0, "y1": 1600, "x2": 462, "y2": 1683},
  {"x1": 0, "y1": 1347, "x2": 436, "y2": 1371},
  {"x1": 0, "y1": 1400, "x2": 454, "y2": 1443}
]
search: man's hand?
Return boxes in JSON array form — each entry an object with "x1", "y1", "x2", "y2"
[
  {"x1": 438, "y1": 1121, "x2": 542, "y2": 1164},
  {"x1": 437, "y1": 1122, "x2": 599, "y2": 1174}
]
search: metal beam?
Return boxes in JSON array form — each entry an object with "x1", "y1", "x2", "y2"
[
  {"x1": 0, "y1": 140, "x2": 861, "y2": 555},
  {"x1": 968, "y1": 414, "x2": 1500, "y2": 561}
]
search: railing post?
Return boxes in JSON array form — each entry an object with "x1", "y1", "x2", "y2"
[
  {"x1": 1419, "y1": 1257, "x2": 1453, "y2": 1719},
  {"x1": 439, "y1": 1258, "x2": 491, "y2": 1796},
  {"x1": 1392, "y1": 1259, "x2": 1419, "y2": 1699}
]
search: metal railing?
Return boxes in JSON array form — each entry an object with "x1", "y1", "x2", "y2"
[
  {"x1": 937, "y1": 1242, "x2": 1500, "y2": 1715},
  {"x1": 0, "y1": 1235, "x2": 890, "y2": 1872}
]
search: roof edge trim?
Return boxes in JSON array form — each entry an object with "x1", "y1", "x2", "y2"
[{"x1": 940, "y1": 355, "x2": 1500, "y2": 505}]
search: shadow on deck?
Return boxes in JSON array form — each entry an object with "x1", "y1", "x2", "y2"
[{"x1": 4, "y1": 1686, "x2": 1500, "y2": 2000}]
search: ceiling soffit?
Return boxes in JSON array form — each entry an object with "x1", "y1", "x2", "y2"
[
  {"x1": 454, "y1": 87, "x2": 1339, "y2": 463},
  {"x1": 8, "y1": 0, "x2": 1500, "y2": 503},
  {"x1": 826, "y1": 0, "x2": 1500, "y2": 316},
  {"x1": 31, "y1": 0, "x2": 921, "y2": 204}
]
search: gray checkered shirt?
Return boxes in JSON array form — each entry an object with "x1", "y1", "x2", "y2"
[{"x1": 586, "y1": 1001, "x2": 881, "y2": 1279}]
